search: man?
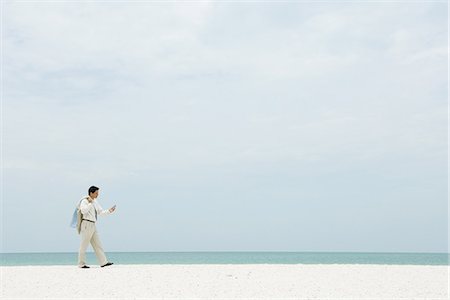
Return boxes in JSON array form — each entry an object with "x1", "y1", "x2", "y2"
[{"x1": 78, "y1": 186, "x2": 117, "y2": 268}]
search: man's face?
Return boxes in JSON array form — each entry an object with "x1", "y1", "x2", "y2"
[{"x1": 90, "y1": 190, "x2": 99, "y2": 199}]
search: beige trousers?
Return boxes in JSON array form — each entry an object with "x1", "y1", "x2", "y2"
[{"x1": 78, "y1": 220, "x2": 108, "y2": 267}]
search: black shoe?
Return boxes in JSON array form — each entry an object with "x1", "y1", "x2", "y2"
[
  {"x1": 101, "y1": 262, "x2": 114, "y2": 267},
  {"x1": 80, "y1": 265, "x2": 90, "y2": 268}
]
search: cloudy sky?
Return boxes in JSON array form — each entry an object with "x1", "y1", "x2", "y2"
[{"x1": 2, "y1": 1, "x2": 447, "y2": 253}]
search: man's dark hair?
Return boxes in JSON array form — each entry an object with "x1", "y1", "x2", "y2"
[{"x1": 88, "y1": 186, "x2": 99, "y2": 195}]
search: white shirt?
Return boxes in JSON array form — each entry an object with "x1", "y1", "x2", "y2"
[{"x1": 79, "y1": 197, "x2": 112, "y2": 222}]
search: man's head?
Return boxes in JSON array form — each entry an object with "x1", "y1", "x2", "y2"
[{"x1": 88, "y1": 186, "x2": 99, "y2": 199}]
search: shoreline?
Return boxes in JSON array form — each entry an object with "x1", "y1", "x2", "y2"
[
  {"x1": 2, "y1": 263, "x2": 447, "y2": 299},
  {"x1": 1, "y1": 262, "x2": 448, "y2": 266},
  {"x1": 2, "y1": 251, "x2": 447, "y2": 266}
]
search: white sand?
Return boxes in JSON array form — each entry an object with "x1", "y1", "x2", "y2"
[{"x1": 1, "y1": 264, "x2": 447, "y2": 299}]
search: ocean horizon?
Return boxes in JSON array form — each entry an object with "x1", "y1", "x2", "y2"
[{"x1": 1, "y1": 251, "x2": 448, "y2": 266}]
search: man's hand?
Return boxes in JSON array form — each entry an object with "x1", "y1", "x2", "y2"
[{"x1": 109, "y1": 205, "x2": 116, "y2": 213}]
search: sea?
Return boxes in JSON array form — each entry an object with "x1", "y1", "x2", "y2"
[{"x1": 0, "y1": 252, "x2": 448, "y2": 266}]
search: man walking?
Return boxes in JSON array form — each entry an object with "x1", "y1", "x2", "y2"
[{"x1": 78, "y1": 186, "x2": 116, "y2": 268}]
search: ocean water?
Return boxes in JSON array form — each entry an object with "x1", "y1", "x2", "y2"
[{"x1": 0, "y1": 252, "x2": 448, "y2": 266}]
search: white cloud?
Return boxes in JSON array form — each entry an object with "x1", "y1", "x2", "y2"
[
  {"x1": 3, "y1": 2, "x2": 446, "y2": 173},
  {"x1": 2, "y1": 2, "x2": 447, "y2": 253}
]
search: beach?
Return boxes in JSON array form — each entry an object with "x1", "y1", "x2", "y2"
[{"x1": 1, "y1": 264, "x2": 447, "y2": 299}]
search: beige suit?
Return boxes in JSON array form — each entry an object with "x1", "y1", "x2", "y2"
[
  {"x1": 77, "y1": 198, "x2": 112, "y2": 267},
  {"x1": 78, "y1": 220, "x2": 108, "y2": 267}
]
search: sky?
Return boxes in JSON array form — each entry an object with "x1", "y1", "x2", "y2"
[{"x1": 1, "y1": 1, "x2": 448, "y2": 253}]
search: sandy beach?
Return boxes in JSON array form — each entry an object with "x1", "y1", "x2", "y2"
[{"x1": 1, "y1": 264, "x2": 447, "y2": 299}]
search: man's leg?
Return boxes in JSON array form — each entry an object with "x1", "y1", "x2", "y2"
[
  {"x1": 90, "y1": 227, "x2": 108, "y2": 266},
  {"x1": 78, "y1": 221, "x2": 94, "y2": 267}
]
